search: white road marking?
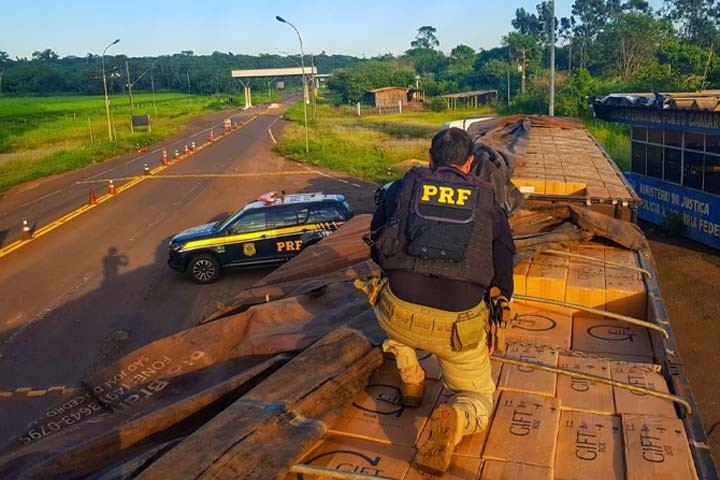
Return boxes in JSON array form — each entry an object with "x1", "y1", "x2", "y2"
[
  {"x1": 19, "y1": 190, "x2": 62, "y2": 208},
  {"x1": 268, "y1": 129, "x2": 277, "y2": 145},
  {"x1": 351, "y1": 183, "x2": 362, "y2": 188},
  {"x1": 87, "y1": 167, "x2": 116, "y2": 180}
]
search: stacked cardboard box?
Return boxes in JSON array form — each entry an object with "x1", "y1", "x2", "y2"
[
  {"x1": 506, "y1": 303, "x2": 573, "y2": 349},
  {"x1": 405, "y1": 456, "x2": 482, "y2": 480},
  {"x1": 292, "y1": 436, "x2": 414, "y2": 480},
  {"x1": 555, "y1": 355, "x2": 614, "y2": 415},
  {"x1": 498, "y1": 344, "x2": 559, "y2": 397},
  {"x1": 622, "y1": 414, "x2": 699, "y2": 480},
  {"x1": 554, "y1": 411, "x2": 624, "y2": 480},
  {"x1": 565, "y1": 246, "x2": 606, "y2": 312},
  {"x1": 514, "y1": 244, "x2": 648, "y2": 322},
  {"x1": 483, "y1": 391, "x2": 561, "y2": 470},
  {"x1": 604, "y1": 248, "x2": 647, "y2": 319},
  {"x1": 480, "y1": 459, "x2": 552, "y2": 479},
  {"x1": 611, "y1": 365, "x2": 678, "y2": 418},
  {"x1": 572, "y1": 316, "x2": 653, "y2": 359},
  {"x1": 526, "y1": 253, "x2": 569, "y2": 307},
  {"x1": 512, "y1": 126, "x2": 634, "y2": 202},
  {"x1": 329, "y1": 369, "x2": 443, "y2": 446}
]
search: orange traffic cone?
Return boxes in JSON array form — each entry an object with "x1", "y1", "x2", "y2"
[
  {"x1": 108, "y1": 180, "x2": 116, "y2": 195},
  {"x1": 143, "y1": 163, "x2": 150, "y2": 176},
  {"x1": 209, "y1": 130, "x2": 215, "y2": 142},
  {"x1": 175, "y1": 149, "x2": 180, "y2": 159},
  {"x1": 88, "y1": 189, "x2": 97, "y2": 205},
  {"x1": 162, "y1": 148, "x2": 169, "y2": 165},
  {"x1": 191, "y1": 141, "x2": 196, "y2": 151},
  {"x1": 22, "y1": 219, "x2": 33, "y2": 240},
  {"x1": 184, "y1": 144, "x2": 189, "y2": 155}
]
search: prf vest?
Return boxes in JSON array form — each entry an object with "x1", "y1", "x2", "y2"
[{"x1": 375, "y1": 166, "x2": 495, "y2": 287}]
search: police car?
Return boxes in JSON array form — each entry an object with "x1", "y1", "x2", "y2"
[{"x1": 168, "y1": 192, "x2": 353, "y2": 283}]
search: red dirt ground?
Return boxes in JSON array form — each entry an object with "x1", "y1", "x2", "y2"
[{"x1": 643, "y1": 223, "x2": 720, "y2": 468}]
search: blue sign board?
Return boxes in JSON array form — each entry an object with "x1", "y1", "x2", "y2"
[{"x1": 625, "y1": 172, "x2": 720, "y2": 249}]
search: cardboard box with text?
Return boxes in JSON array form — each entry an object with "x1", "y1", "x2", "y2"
[
  {"x1": 291, "y1": 435, "x2": 413, "y2": 480},
  {"x1": 572, "y1": 316, "x2": 653, "y2": 357},
  {"x1": 498, "y1": 343, "x2": 558, "y2": 397},
  {"x1": 554, "y1": 411, "x2": 624, "y2": 480},
  {"x1": 329, "y1": 371, "x2": 443, "y2": 446},
  {"x1": 506, "y1": 303, "x2": 573, "y2": 349},
  {"x1": 622, "y1": 414, "x2": 699, "y2": 480},
  {"x1": 480, "y1": 459, "x2": 552, "y2": 479},
  {"x1": 482, "y1": 391, "x2": 561, "y2": 468},
  {"x1": 611, "y1": 365, "x2": 677, "y2": 418},
  {"x1": 556, "y1": 355, "x2": 614, "y2": 414}
]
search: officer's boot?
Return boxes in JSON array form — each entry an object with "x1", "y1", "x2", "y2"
[
  {"x1": 399, "y1": 364, "x2": 425, "y2": 407},
  {"x1": 415, "y1": 403, "x2": 459, "y2": 474}
]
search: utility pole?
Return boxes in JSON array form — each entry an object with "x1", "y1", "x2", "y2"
[
  {"x1": 310, "y1": 53, "x2": 316, "y2": 122},
  {"x1": 186, "y1": 69, "x2": 191, "y2": 102},
  {"x1": 549, "y1": 0, "x2": 556, "y2": 116},
  {"x1": 150, "y1": 63, "x2": 158, "y2": 118},
  {"x1": 521, "y1": 48, "x2": 527, "y2": 95},
  {"x1": 125, "y1": 58, "x2": 135, "y2": 133},
  {"x1": 507, "y1": 45, "x2": 511, "y2": 106}
]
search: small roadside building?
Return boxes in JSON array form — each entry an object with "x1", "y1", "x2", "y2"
[
  {"x1": 443, "y1": 90, "x2": 498, "y2": 110},
  {"x1": 362, "y1": 87, "x2": 425, "y2": 108},
  {"x1": 591, "y1": 92, "x2": 720, "y2": 249}
]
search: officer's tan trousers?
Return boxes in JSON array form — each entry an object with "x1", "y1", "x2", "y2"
[{"x1": 372, "y1": 285, "x2": 495, "y2": 445}]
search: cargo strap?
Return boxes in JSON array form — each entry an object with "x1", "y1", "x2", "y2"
[
  {"x1": 491, "y1": 354, "x2": 692, "y2": 416},
  {"x1": 513, "y1": 294, "x2": 670, "y2": 340}
]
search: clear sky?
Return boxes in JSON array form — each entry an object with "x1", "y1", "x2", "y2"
[{"x1": 1, "y1": 0, "x2": 663, "y2": 59}]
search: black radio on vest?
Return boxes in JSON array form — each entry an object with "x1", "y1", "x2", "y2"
[{"x1": 375, "y1": 165, "x2": 495, "y2": 288}]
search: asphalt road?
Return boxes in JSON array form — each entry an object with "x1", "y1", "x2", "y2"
[{"x1": 0, "y1": 99, "x2": 377, "y2": 444}]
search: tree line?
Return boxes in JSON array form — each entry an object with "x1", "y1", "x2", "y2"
[
  {"x1": 327, "y1": 0, "x2": 720, "y2": 116},
  {"x1": 0, "y1": 50, "x2": 359, "y2": 96}
]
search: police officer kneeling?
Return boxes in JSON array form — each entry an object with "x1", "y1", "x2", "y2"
[{"x1": 361, "y1": 127, "x2": 515, "y2": 474}]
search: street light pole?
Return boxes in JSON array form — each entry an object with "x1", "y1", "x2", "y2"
[
  {"x1": 102, "y1": 38, "x2": 120, "y2": 141},
  {"x1": 276, "y1": 15, "x2": 309, "y2": 153}
]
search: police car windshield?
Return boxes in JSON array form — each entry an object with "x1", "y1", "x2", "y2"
[{"x1": 218, "y1": 210, "x2": 246, "y2": 231}]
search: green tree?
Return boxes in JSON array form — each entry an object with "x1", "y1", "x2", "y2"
[
  {"x1": 596, "y1": 12, "x2": 673, "y2": 80},
  {"x1": 662, "y1": 0, "x2": 719, "y2": 47},
  {"x1": 31, "y1": 49, "x2": 59, "y2": 63},
  {"x1": 326, "y1": 59, "x2": 415, "y2": 103},
  {"x1": 411, "y1": 26, "x2": 440, "y2": 50},
  {"x1": 445, "y1": 45, "x2": 477, "y2": 89}
]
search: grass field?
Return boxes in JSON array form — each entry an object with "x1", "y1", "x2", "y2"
[
  {"x1": 275, "y1": 102, "x2": 495, "y2": 184},
  {"x1": 275, "y1": 100, "x2": 630, "y2": 184},
  {"x1": 0, "y1": 92, "x2": 273, "y2": 192}
]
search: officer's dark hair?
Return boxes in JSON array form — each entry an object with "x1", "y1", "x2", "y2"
[{"x1": 429, "y1": 127, "x2": 474, "y2": 167}]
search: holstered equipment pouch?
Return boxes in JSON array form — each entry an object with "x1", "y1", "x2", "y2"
[
  {"x1": 353, "y1": 277, "x2": 388, "y2": 307},
  {"x1": 451, "y1": 312, "x2": 485, "y2": 352}
]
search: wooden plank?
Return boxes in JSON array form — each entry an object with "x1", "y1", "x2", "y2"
[{"x1": 137, "y1": 326, "x2": 383, "y2": 479}]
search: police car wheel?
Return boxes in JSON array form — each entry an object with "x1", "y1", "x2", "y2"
[{"x1": 188, "y1": 254, "x2": 221, "y2": 284}]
